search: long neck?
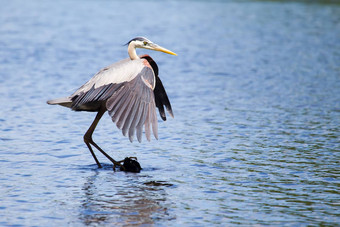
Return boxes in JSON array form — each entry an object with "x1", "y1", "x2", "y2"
[{"x1": 128, "y1": 42, "x2": 139, "y2": 60}]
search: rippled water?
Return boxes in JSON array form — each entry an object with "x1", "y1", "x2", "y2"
[{"x1": 1, "y1": 0, "x2": 339, "y2": 226}]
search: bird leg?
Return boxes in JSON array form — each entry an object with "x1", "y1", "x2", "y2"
[{"x1": 83, "y1": 106, "x2": 124, "y2": 169}]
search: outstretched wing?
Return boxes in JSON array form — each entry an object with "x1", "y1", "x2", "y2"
[
  {"x1": 106, "y1": 67, "x2": 158, "y2": 142},
  {"x1": 70, "y1": 58, "x2": 145, "y2": 111},
  {"x1": 48, "y1": 56, "x2": 173, "y2": 143},
  {"x1": 70, "y1": 58, "x2": 158, "y2": 142}
]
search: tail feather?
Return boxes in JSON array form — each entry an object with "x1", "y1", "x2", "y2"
[{"x1": 47, "y1": 97, "x2": 72, "y2": 108}]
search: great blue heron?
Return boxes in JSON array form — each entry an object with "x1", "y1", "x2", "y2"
[{"x1": 47, "y1": 37, "x2": 176, "y2": 169}]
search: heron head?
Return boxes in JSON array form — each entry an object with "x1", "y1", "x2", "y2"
[{"x1": 126, "y1": 37, "x2": 177, "y2": 56}]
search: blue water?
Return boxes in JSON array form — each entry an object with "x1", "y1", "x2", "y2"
[{"x1": 0, "y1": 0, "x2": 339, "y2": 226}]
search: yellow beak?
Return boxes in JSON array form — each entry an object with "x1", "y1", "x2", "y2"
[{"x1": 153, "y1": 44, "x2": 177, "y2": 56}]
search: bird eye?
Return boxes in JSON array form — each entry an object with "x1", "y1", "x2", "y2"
[{"x1": 143, "y1": 41, "x2": 148, "y2": 46}]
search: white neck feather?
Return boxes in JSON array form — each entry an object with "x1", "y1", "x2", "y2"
[{"x1": 128, "y1": 41, "x2": 139, "y2": 60}]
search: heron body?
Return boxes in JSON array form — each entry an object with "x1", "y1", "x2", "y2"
[{"x1": 47, "y1": 37, "x2": 176, "y2": 169}]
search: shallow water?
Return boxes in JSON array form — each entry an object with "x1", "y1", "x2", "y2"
[{"x1": 0, "y1": 0, "x2": 339, "y2": 226}]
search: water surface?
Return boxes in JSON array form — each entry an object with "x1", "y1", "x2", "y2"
[{"x1": 0, "y1": 0, "x2": 339, "y2": 226}]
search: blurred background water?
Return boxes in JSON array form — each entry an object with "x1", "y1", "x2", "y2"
[{"x1": 0, "y1": 0, "x2": 339, "y2": 226}]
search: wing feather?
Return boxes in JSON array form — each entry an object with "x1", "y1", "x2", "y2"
[
  {"x1": 121, "y1": 94, "x2": 138, "y2": 137},
  {"x1": 69, "y1": 58, "x2": 144, "y2": 111},
  {"x1": 128, "y1": 101, "x2": 143, "y2": 142},
  {"x1": 71, "y1": 83, "x2": 123, "y2": 111},
  {"x1": 136, "y1": 102, "x2": 148, "y2": 142},
  {"x1": 151, "y1": 103, "x2": 158, "y2": 139},
  {"x1": 117, "y1": 92, "x2": 136, "y2": 130},
  {"x1": 110, "y1": 88, "x2": 131, "y2": 124},
  {"x1": 144, "y1": 103, "x2": 151, "y2": 141},
  {"x1": 154, "y1": 76, "x2": 174, "y2": 120},
  {"x1": 106, "y1": 85, "x2": 126, "y2": 113},
  {"x1": 73, "y1": 58, "x2": 144, "y2": 95},
  {"x1": 106, "y1": 66, "x2": 158, "y2": 142}
]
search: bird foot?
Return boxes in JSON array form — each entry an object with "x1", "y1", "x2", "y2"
[
  {"x1": 114, "y1": 157, "x2": 142, "y2": 173},
  {"x1": 112, "y1": 160, "x2": 124, "y2": 171}
]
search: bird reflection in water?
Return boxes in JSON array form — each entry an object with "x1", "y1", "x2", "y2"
[{"x1": 79, "y1": 169, "x2": 174, "y2": 225}]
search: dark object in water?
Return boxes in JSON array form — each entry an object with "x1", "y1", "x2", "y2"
[
  {"x1": 120, "y1": 157, "x2": 142, "y2": 173},
  {"x1": 144, "y1": 181, "x2": 173, "y2": 187}
]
